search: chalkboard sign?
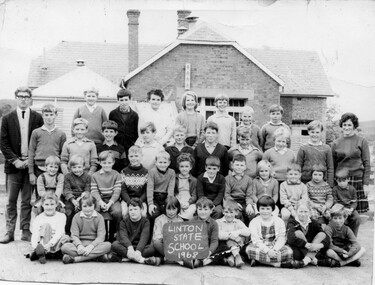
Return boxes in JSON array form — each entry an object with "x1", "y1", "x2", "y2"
[{"x1": 163, "y1": 221, "x2": 209, "y2": 262}]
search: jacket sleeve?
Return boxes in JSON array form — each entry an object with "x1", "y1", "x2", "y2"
[
  {"x1": 279, "y1": 182, "x2": 290, "y2": 207},
  {"x1": 245, "y1": 177, "x2": 255, "y2": 206},
  {"x1": 55, "y1": 173, "x2": 65, "y2": 198},
  {"x1": 36, "y1": 175, "x2": 46, "y2": 199},
  {"x1": 146, "y1": 170, "x2": 155, "y2": 206},
  {"x1": 286, "y1": 219, "x2": 306, "y2": 248},
  {"x1": 63, "y1": 175, "x2": 74, "y2": 201},
  {"x1": 110, "y1": 173, "x2": 122, "y2": 203},
  {"x1": 167, "y1": 170, "x2": 176, "y2": 198},
  {"x1": 28, "y1": 130, "x2": 38, "y2": 174},
  {"x1": 188, "y1": 177, "x2": 197, "y2": 204},
  {"x1": 89, "y1": 143, "x2": 98, "y2": 173},
  {"x1": 212, "y1": 176, "x2": 225, "y2": 206},
  {"x1": 196, "y1": 175, "x2": 204, "y2": 200}
]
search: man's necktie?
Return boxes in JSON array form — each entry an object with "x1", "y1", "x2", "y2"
[{"x1": 22, "y1": 111, "x2": 25, "y2": 119}]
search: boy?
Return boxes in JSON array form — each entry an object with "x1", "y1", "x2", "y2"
[
  {"x1": 96, "y1": 120, "x2": 127, "y2": 173},
  {"x1": 109, "y1": 89, "x2": 139, "y2": 155},
  {"x1": 229, "y1": 126, "x2": 263, "y2": 178},
  {"x1": 136, "y1": 121, "x2": 164, "y2": 170},
  {"x1": 260, "y1": 104, "x2": 290, "y2": 152},
  {"x1": 120, "y1": 146, "x2": 148, "y2": 219},
  {"x1": 164, "y1": 125, "x2": 193, "y2": 173},
  {"x1": 28, "y1": 103, "x2": 66, "y2": 185},
  {"x1": 91, "y1": 151, "x2": 122, "y2": 236},
  {"x1": 72, "y1": 88, "x2": 107, "y2": 145},
  {"x1": 110, "y1": 198, "x2": 153, "y2": 263},
  {"x1": 280, "y1": 164, "x2": 309, "y2": 222},
  {"x1": 296, "y1": 120, "x2": 334, "y2": 187},
  {"x1": 216, "y1": 199, "x2": 251, "y2": 267},
  {"x1": 332, "y1": 168, "x2": 361, "y2": 236},
  {"x1": 324, "y1": 204, "x2": 366, "y2": 267},
  {"x1": 196, "y1": 156, "x2": 226, "y2": 219},
  {"x1": 147, "y1": 151, "x2": 176, "y2": 219},
  {"x1": 225, "y1": 154, "x2": 255, "y2": 224},
  {"x1": 61, "y1": 118, "x2": 98, "y2": 176},
  {"x1": 237, "y1": 106, "x2": 262, "y2": 149},
  {"x1": 207, "y1": 93, "x2": 236, "y2": 149},
  {"x1": 193, "y1": 122, "x2": 229, "y2": 177}
]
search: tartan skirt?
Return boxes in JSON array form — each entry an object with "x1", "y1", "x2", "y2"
[{"x1": 348, "y1": 176, "x2": 369, "y2": 213}]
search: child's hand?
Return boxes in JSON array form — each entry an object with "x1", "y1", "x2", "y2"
[
  {"x1": 237, "y1": 203, "x2": 243, "y2": 211},
  {"x1": 149, "y1": 205, "x2": 157, "y2": 216},
  {"x1": 82, "y1": 244, "x2": 94, "y2": 256},
  {"x1": 268, "y1": 249, "x2": 277, "y2": 258},
  {"x1": 72, "y1": 199, "x2": 80, "y2": 211},
  {"x1": 127, "y1": 246, "x2": 135, "y2": 259},
  {"x1": 134, "y1": 250, "x2": 143, "y2": 263},
  {"x1": 29, "y1": 173, "x2": 37, "y2": 185},
  {"x1": 106, "y1": 201, "x2": 113, "y2": 210},
  {"x1": 99, "y1": 200, "x2": 107, "y2": 211},
  {"x1": 77, "y1": 245, "x2": 85, "y2": 255},
  {"x1": 246, "y1": 204, "x2": 254, "y2": 216},
  {"x1": 181, "y1": 202, "x2": 189, "y2": 210},
  {"x1": 231, "y1": 231, "x2": 240, "y2": 240}
]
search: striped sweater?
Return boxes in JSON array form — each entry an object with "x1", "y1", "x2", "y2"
[{"x1": 91, "y1": 169, "x2": 122, "y2": 203}]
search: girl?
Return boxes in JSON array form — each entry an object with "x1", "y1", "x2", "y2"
[
  {"x1": 176, "y1": 91, "x2": 205, "y2": 147},
  {"x1": 30, "y1": 193, "x2": 67, "y2": 264},
  {"x1": 61, "y1": 193, "x2": 111, "y2": 264}
]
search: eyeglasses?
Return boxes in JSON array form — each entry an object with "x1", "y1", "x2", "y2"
[{"x1": 17, "y1": 95, "x2": 31, "y2": 100}]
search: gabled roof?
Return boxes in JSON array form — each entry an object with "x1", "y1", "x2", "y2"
[
  {"x1": 32, "y1": 65, "x2": 120, "y2": 98},
  {"x1": 178, "y1": 22, "x2": 234, "y2": 42}
]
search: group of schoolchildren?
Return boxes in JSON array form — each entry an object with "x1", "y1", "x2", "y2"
[{"x1": 27, "y1": 88, "x2": 366, "y2": 270}]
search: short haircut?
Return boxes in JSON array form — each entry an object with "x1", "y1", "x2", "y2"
[
  {"x1": 295, "y1": 200, "x2": 312, "y2": 212},
  {"x1": 83, "y1": 88, "x2": 99, "y2": 97},
  {"x1": 15, "y1": 86, "x2": 32, "y2": 97},
  {"x1": 256, "y1": 160, "x2": 273, "y2": 177},
  {"x1": 147, "y1": 89, "x2": 164, "y2": 101},
  {"x1": 335, "y1": 167, "x2": 349, "y2": 179},
  {"x1": 273, "y1": 127, "x2": 290, "y2": 141},
  {"x1": 312, "y1": 164, "x2": 327, "y2": 174},
  {"x1": 42, "y1": 193, "x2": 59, "y2": 204},
  {"x1": 177, "y1": 153, "x2": 195, "y2": 167},
  {"x1": 256, "y1": 195, "x2": 275, "y2": 211},
  {"x1": 307, "y1": 120, "x2": 324, "y2": 132},
  {"x1": 155, "y1": 150, "x2": 170, "y2": 162},
  {"x1": 99, "y1": 150, "x2": 115, "y2": 162},
  {"x1": 128, "y1": 197, "x2": 143, "y2": 209},
  {"x1": 223, "y1": 199, "x2": 239, "y2": 211},
  {"x1": 181, "y1": 91, "x2": 198, "y2": 110},
  {"x1": 172, "y1": 125, "x2": 187, "y2": 135},
  {"x1": 237, "y1": 126, "x2": 252, "y2": 138},
  {"x1": 72, "y1": 118, "x2": 88, "y2": 129},
  {"x1": 102, "y1": 120, "x2": 118, "y2": 132},
  {"x1": 68, "y1": 154, "x2": 85, "y2": 168},
  {"x1": 241, "y1": 105, "x2": 254, "y2": 117},
  {"x1": 196, "y1": 197, "x2": 214, "y2": 209},
  {"x1": 204, "y1": 121, "x2": 219, "y2": 133},
  {"x1": 45, "y1": 155, "x2": 61, "y2": 167},
  {"x1": 80, "y1": 192, "x2": 96, "y2": 208},
  {"x1": 232, "y1": 153, "x2": 246, "y2": 163},
  {"x1": 117, "y1": 89, "x2": 132, "y2": 100},
  {"x1": 41, "y1": 103, "x2": 58, "y2": 114},
  {"x1": 128, "y1": 145, "x2": 142, "y2": 155},
  {"x1": 166, "y1": 196, "x2": 181, "y2": 213},
  {"x1": 329, "y1": 203, "x2": 348, "y2": 219},
  {"x1": 214, "y1": 93, "x2": 229, "y2": 103},
  {"x1": 287, "y1": 163, "x2": 302, "y2": 173},
  {"x1": 269, "y1": 104, "x2": 284, "y2": 114},
  {"x1": 140, "y1": 121, "x2": 156, "y2": 133},
  {"x1": 339, "y1": 112, "x2": 359, "y2": 129},
  {"x1": 205, "y1": 155, "x2": 220, "y2": 168}
]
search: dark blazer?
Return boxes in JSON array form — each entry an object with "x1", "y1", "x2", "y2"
[
  {"x1": 0, "y1": 109, "x2": 43, "y2": 173},
  {"x1": 108, "y1": 106, "x2": 139, "y2": 153}
]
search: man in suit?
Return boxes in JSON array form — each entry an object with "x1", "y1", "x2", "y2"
[{"x1": 0, "y1": 87, "x2": 43, "y2": 243}]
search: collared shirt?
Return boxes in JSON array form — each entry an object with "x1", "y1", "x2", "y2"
[
  {"x1": 231, "y1": 172, "x2": 244, "y2": 180},
  {"x1": 86, "y1": 103, "x2": 97, "y2": 113},
  {"x1": 102, "y1": 140, "x2": 117, "y2": 147},
  {"x1": 238, "y1": 144, "x2": 253, "y2": 155},
  {"x1": 17, "y1": 107, "x2": 30, "y2": 157},
  {"x1": 67, "y1": 136, "x2": 92, "y2": 144},
  {"x1": 41, "y1": 125, "x2": 57, "y2": 133},
  {"x1": 308, "y1": 140, "x2": 323, "y2": 146},
  {"x1": 274, "y1": 146, "x2": 287, "y2": 155},
  {"x1": 80, "y1": 210, "x2": 98, "y2": 218},
  {"x1": 203, "y1": 172, "x2": 217, "y2": 183},
  {"x1": 204, "y1": 142, "x2": 217, "y2": 154},
  {"x1": 295, "y1": 216, "x2": 311, "y2": 233}
]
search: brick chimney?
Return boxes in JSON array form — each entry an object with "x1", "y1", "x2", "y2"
[
  {"x1": 127, "y1": 9, "x2": 140, "y2": 73},
  {"x1": 177, "y1": 10, "x2": 191, "y2": 37},
  {"x1": 186, "y1": 15, "x2": 199, "y2": 30}
]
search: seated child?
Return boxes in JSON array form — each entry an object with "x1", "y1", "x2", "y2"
[
  {"x1": 196, "y1": 156, "x2": 226, "y2": 219},
  {"x1": 91, "y1": 151, "x2": 122, "y2": 237},
  {"x1": 110, "y1": 198, "x2": 154, "y2": 263},
  {"x1": 180, "y1": 197, "x2": 219, "y2": 269},
  {"x1": 252, "y1": 160, "x2": 279, "y2": 216},
  {"x1": 34, "y1": 155, "x2": 65, "y2": 215},
  {"x1": 332, "y1": 168, "x2": 361, "y2": 237},
  {"x1": 216, "y1": 199, "x2": 250, "y2": 268},
  {"x1": 136, "y1": 121, "x2": 164, "y2": 170},
  {"x1": 280, "y1": 164, "x2": 309, "y2": 223},
  {"x1": 175, "y1": 153, "x2": 197, "y2": 220},
  {"x1": 30, "y1": 193, "x2": 67, "y2": 264},
  {"x1": 164, "y1": 125, "x2": 193, "y2": 173},
  {"x1": 63, "y1": 154, "x2": 91, "y2": 234},
  {"x1": 61, "y1": 193, "x2": 111, "y2": 264},
  {"x1": 229, "y1": 126, "x2": 262, "y2": 178},
  {"x1": 224, "y1": 154, "x2": 255, "y2": 224},
  {"x1": 324, "y1": 204, "x2": 366, "y2": 267},
  {"x1": 236, "y1": 105, "x2": 262, "y2": 149},
  {"x1": 120, "y1": 145, "x2": 148, "y2": 219},
  {"x1": 245, "y1": 195, "x2": 294, "y2": 268},
  {"x1": 147, "y1": 151, "x2": 176, "y2": 220},
  {"x1": 306, "y1": 164, "x2": 333, "y2": 226}
]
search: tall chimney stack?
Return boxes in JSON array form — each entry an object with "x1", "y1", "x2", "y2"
[
  {"x1": 177, "y1": 10, "x2": 191, "y2": 37},
  {"x1": 127, "y1": 9, "x2": 140, "y2": 73}
]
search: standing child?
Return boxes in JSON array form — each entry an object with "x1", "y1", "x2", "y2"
[
  {"x1": 207, "y1": 93, "x2": 236, "y2": 149},
  {"x1": 120, "y1": 145, "x2": 148, "y2": 219},
  {"x1": 30, "y1": 193, "x2": 66, "y2": 264},
  {"x1": 296, "y1": 120, "x2": 334, "y2": 187},
  {"x1": 193, "y1": 122, "x2": 229, "y2": 177},
  {"x1": 61, "y1": 118, "x2": 98, "y2": 176},
  {"x1": 324, "y1": 204, "x2": 365, "y2": 267},
  {"x1": 164, "y1": 125, "x2": 193, "y2": 173},
  {"x1": 63, "y1": 155, "x2": 91, "y2": 234},
  {"x1": 147, "y1": 151, "x2": 176, "y2": 220},
  {"x1": 237, "y1": 106, "x2": 262, "y2": 149},
  {"x1": 176, "y1": 91, "x2": 205, "y2": 147},
  {"x1": 72, "y1": 88, "x2": 107, "y2": 145},
  {"x1": 260, "y1": 104, "x2": 290, "y2": 152},
  {"x1": 196, "y1": 156, "x2": 226, "y2": 219},
  {"x1": 306, "y1": 164, "x2": 333, "y2": 226},
  {"x1": 280, "y1": 164, "x2": 309, "y2": 223},
  {"x1": 175, "y1": 153, "x2": 197, "y2": 220},
  {"x1": 61, "y1": 193, "x2": 111, "y2": 264},
  {"x1": 96, "y1": 120, "x2": 127, "y2": 173}
]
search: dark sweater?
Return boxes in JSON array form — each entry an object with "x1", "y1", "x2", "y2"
[
  {"x1": 121, "y1": 164, "x2": 148, "y2": 203},
  {"x1": 192, "y1": 216, "x2": 219, "y2": 254},
  {"x1": 164, "y1": 145, "x2": 194, "y2": 173},
  {"x1": 332, "y1": 185, "x2": 357, "y2": 210},
  {"x1": 192, "y1": 143, "x2": 228, "y2": 177},
  {"x1": 324, "y1": 222, "x2": 361, "y2": 257},
  {"x1": 174, "y1": 174, "x2": 197, "y2": 204},
  {"x1": 197, "y1": 173, "x2": 226, "y2": 206},
  {"x1": 117, "y1": 217, "x2": 150, "y2": 252},
  {"x1": 96, "y1": 142, "x2": 127, "y2": 173},
  {"x1": 63, "y1": 172, "x2": 91, "y2": 201}
]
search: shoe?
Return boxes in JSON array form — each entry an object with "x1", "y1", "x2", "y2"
[
  {"x1": 97, "y1": 254, "x2": 110, "y2": 263},
  {"x1": 250, "y1": 259, "x2": 259, "y2": 267},
  {"x1": 29, "y1": 251, "x2": 38, "y2": 261},
  {"x1": 21, "y1": 229, "x2": 31, "y2": 242},
  {"x1": 183, "y1": 259, "x2": 194, "y2": 269},
  {"x1": 194, "y1": 259, "x2": 203, "y2": 268},
  {"x1": 0, "y1": 232, "x2": 14, "y2": 244},
  {"x1": 35, "y1": 243, "x2": 46, "y2": 264},
  {"x1": 235, "y1": 255, "x2": 244, "y2": 268},
  {"x1": 145, "y1": 256, "x2": 162, "y2": 266},
  {"x1": 347, "y1": 260, "x2": 361, "y2": 267},
  {"x1": 62, "y1": 254, "x2": 75, "y2": 264},
  {"x1": 281, "y1": 260, "x2": 304, "y2": 269},
  {"x1": 227, "y1": 255, "x2": 235, "y2": 267},
  {"x1": 317, "y1": 258, "x2": 341, "y2": 267},
  {"x1": 108, "y1": 253, "x2": 122, "y2": 262}
]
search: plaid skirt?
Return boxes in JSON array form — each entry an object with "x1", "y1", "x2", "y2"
[{"x1": 348, "y1": 176, "x2": 369, "y2": 213}]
